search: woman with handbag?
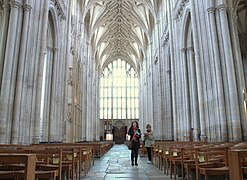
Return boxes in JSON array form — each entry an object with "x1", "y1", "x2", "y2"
[{"x1": 128, "y1": 121, "x2": 141, "y2": 166}]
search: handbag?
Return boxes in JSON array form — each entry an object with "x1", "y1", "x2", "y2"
[{"x1": 128, "y1": 139, "x2": 133, "y2": 150}]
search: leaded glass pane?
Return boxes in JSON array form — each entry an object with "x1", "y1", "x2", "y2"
[{"x1": 100, "y1": 59, "x2": 139, "y2": 120}]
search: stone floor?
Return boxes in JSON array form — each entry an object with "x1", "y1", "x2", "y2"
[{"x1": 82, "y1": 144, "x2": 171, "y2": 180}]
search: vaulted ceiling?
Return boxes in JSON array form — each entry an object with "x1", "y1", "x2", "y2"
[{"x1": 81, "y1": 0, "x2": 157, "y2": 72}]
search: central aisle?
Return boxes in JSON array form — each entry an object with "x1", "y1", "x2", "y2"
[{"x1": 83, "y1": 144, "x2": 170, "y2": 180}]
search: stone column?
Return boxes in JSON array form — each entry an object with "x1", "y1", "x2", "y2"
[
  {"x1": 167, "y1": 48, "x2": 173, "y2": 140},
  {"x1": 92, "y1": 68, "x2": 96, "y2": 141},
  {"x1": 82, "y1": 65, "x2": 87, "y2": 141},
  {"x1": 82, "y1": 47, "x2": 88, "y2": 141},
  {"x1": 143, "y1": 59, "x2": 148, "y2": 127},
  {"x1": 167, "y1": 0, "x2": 176, "y2": 141},
  {"x1": 0, "y1": 1, "x2": 10, "y2": 89},
  {"x1": 181, "y1": 48, "x2": 191, "y2": 141},
  {"x1": 160, "y1": 45, "x2": 166, "y2": 140},
  {"x1": 57, "y1": 34, "x2": 64, "y2": 142},
  {"x1": 177, "y1": 47, "x2": 183, "y2": 140},
  {"x1": 11, "y1": 3, "x2": 32, "y2": 144},
  {"x1": 67, "y1": 65, "x2": 73, "y2": 142},
  {"x1": 228, "y1": 5, "x2": 247, "y2": 141},
  {"x1": 7, "y1": 0, "x2": 23, "y2": 144},
  {"x1": 0, "y1": 0, "x2": 21, "y2": 143},
  {"x1": 190, "y1": 0, "x2": 206, "y2": 140},
  {"x1": 46, "y1": 49, "x2": 53, "y2": 141},
  {"x1": 62, "y1": 0, "x2": 72, "y2": 143},
  {"x1": 86, "y1": 55, "x2": 92, "y2": 141},
  {"x1": 155, "y1": 20, "x2": 163, "y2": 140},
  {"x1": 218, "y1": 4, "x2": 241, "y2": 141},
  {"x1": 207, "y1": 6, "x2": 227, "y2": 141},
  {"x1": 32, "y1": 0, "x2": 49, "y2": 144},
  {"x1": 42, "y1": 49, "x2": 52, "y2": 142},
  {"x1": 74, "y1": 62, "x2": 79, "y2": 142},
  {"x1": 149, "y1": 44, "x2": 154, "y2": 133},
  {"x1": 187, "y1": 48, "x2": 200, "y2": 141},
  {"x1": 49, "y1": 48, "x2": 59, "y2": 141},
  {"x1": 139, "y1": 67, "x2": 144, "y2": 130},
  {"x1": 95, "y1": 71, "x2": 100, "y2": 141}
]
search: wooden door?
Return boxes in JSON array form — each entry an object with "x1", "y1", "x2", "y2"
[{"x1": 113, "y1": 126, "x2": 126, "y2": 144}]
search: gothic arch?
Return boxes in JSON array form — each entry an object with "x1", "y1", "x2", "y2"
[
  {"x1": 180, "y1": 6, "x2": 191, "y2": 48},
  {"x1": 179, "y1": 6, "x2": 200, "y2": 141},
  {"x1": 40, "y1": 9, "x2": 59, "y2": 142},
  {"x1": 100, "y1": 55, "x2": 138, "y2": 75},
  {"x1": 47, "y1": 12, "x2": 56, "y2": 47},
  {"x1": 48, "y1": 5, "x2": 59, "y2": 48}
]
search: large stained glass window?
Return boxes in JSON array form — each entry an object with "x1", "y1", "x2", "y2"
[{"x1": 100, "y1": 59, "x2": 139, "y2": 120}]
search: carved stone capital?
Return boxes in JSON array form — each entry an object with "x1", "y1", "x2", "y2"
[
  {"x1": 23, "y1": 4, "x2": 32, "y2": 11},
  {"x1": 207, "y1": 7, "x2": 215, "y2": 14},
  {"x1": 9, "y1": 0, "x2": 21, "y2": 9},
  {"x1": 217, "y1": 4, "x2": 228, "y2": 12}
]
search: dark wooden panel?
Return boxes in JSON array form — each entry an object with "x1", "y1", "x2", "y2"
[{"x1": 114, "y1": 126, "x2": 126, "y2": 144}]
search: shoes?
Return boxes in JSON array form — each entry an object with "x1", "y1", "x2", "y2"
[
  {"x1": 147, "y1": 161, "x2": 152, "y2": 164},
  {"x1": 135, "y1": 163, "x2": 138, "y2": 166},
  {"x1": 131, "y1": 163, "x2": 134, "y2": 166}
]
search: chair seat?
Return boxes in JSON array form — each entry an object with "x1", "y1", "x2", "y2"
[
  {"x1": 0, "y1": 171, "x2": 15, "y2": 178},
  {"x1": 35, "y1": 170, "x2": 59, "y2": 178},
  {"x1": 183, "y1": 159, "x2": 195, "y2": 164},
  {"x1": 200, "y1": 166, "x2": 229, "y2": 175},
  {"x1": 0, "y1": 164, "x2": 25, "y2": 171},
  {"x1": 38, "y1": 164, "x2": 59, "y2": 170},
  {"x1": 16, "y1": 170, "x2": 59, "y2": 179}
]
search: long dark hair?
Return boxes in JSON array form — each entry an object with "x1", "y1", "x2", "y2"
[{"x1": 131, "y1": 121, "x2": 139, "y2": 128}]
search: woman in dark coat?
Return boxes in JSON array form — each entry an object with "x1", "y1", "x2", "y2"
[{"x1": 128, "y1": 121, "x2": 141, "y2": 166}]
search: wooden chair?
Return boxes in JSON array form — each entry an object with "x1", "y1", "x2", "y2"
[
  {"x1": 228, "y1": 149, "x2": 247, "y2": 179},
  {"x1": 28, "y1": 148, "x2": 62, "y2": 180},
  {"x1": 0, "y1": 154, "x2": 36, "y2": 180},
  {"x1": 196, "y1": 146, "x2": 229, "y2": 180}
]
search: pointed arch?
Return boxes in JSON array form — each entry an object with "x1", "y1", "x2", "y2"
[
  {"x1": 180, "y1": 6, "x2": 192, "y2": 48},
  {"x1": 40, "y1": 9, "x2": 59, "y2": 142},
  {"x1": 179, "y1": 5, "x2": 201, "y2": 141}
]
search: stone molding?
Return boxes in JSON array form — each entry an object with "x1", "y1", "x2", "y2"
[
  {"x1": 67, "y1": 68, "x2": 73, "y2": 86},
  {"x1": 217, "y1": 4, "x2": 228, "y2": 12},
  {"x1": 9, "y1": 0, "x2": 21, "y2": 9},
  {"x1": 162, "y1": 32, "x2": 169, "y2": 47},
  {"x1": 174, "y1": 0, "x2": 189, "y2": 20},
  {"x1": 50, "y1": 0, "x2": 65, "y2": 19},
  {"x1": 23, "y1": 4, "x2": 32, "y2": 11},
  {"x1": 207, "y1": 7, "x2": 216, "y2": 14}
]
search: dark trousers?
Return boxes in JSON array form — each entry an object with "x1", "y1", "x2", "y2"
[
  {"x1": 131, "y1": 148, "x2": 139, "y2": 163},
  {"x1": 146, "y1": 147, "x2": 152, "y2": 161}
]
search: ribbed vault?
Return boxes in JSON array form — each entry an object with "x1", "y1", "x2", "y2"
[{"x1": 81, "y1": 0, "x2": 157, "y2": 73}]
